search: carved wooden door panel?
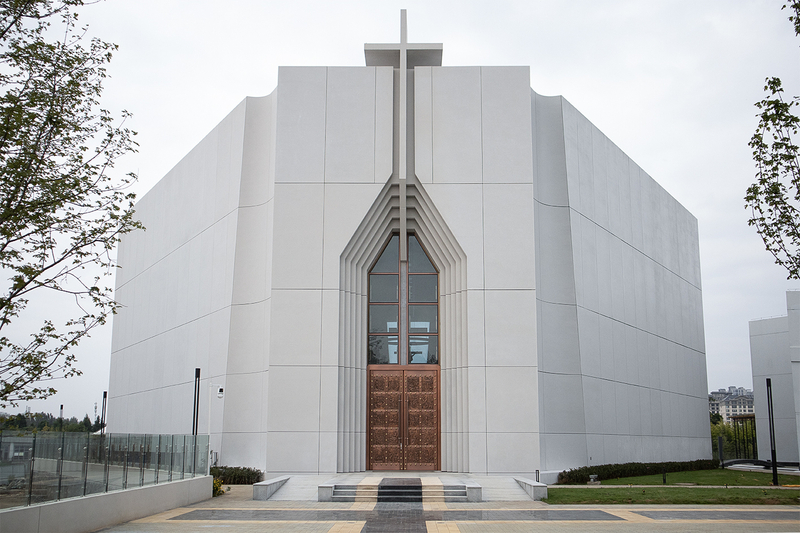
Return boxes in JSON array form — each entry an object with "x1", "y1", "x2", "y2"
[
  {"x1": 368, "y1": 368, "x2": 439, "y2": 470},
  {"x1": 368, "y1": 370, "x2": 403, "y2": 470},
  {"x1": 403, "y1": 370, "x2": 439, "y2": 470}
]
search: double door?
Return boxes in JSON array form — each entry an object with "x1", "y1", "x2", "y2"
[{"x1": 367, "y1": 367, "x2": 439, "y2": 470}]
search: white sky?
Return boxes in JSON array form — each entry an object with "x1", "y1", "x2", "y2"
[{"x1": 11, "y1": 0, "x2": 800, "y2": 419}]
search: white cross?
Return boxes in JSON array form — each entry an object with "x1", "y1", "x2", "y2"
[
  {"x1": 364, "y1": 10, "x2": 442, "y2": 262},
  {"x1": 364, "y1": 10, "x2": 443, "y2": 70}
]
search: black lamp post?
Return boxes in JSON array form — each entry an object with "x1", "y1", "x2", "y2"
[{"x1": 766, "y1": 378, "x2": 779, "y2": 486}]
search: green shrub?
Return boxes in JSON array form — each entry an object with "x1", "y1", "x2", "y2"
[
  {"x1": 557, "y1": 460, "x2": 718, "y2": 484},
  {"x1": 209, "y1": 465, "x2": 263, "y2": 484}
]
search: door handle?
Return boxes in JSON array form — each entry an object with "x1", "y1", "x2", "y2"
[
  {"x1": 399, "y1": 395, "x2": 403, "y2": 450},
  {"x1": 406, "y1": 397, "x2": 410, "y2": 446}
]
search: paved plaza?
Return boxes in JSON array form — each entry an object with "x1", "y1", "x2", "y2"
[{"x1": 97, "y1": 474, "x2": 800, "y2": 533}]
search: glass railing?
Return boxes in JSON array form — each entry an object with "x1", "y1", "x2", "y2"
[{"x1": 0, "y1": 432, "x2": 209, "y2": 509}]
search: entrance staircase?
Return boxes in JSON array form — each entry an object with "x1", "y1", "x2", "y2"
[{"x1": 326, "y1": 477, "x2": 473, "y2": 502}]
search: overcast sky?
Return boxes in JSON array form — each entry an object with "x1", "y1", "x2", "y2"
[{"x1": 10, "y1": 0, "x2": 800, "y2": 419}]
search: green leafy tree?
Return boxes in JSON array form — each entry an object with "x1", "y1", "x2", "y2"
[
  {"x1": 0, "y1": 1, "x2": 141, "y2": 406},
  {"x1": 746, "y1": 2, "x2": 800, "y2": 277},
  {"x1": 710, "y1": 419, "x2": 758, "y2": 462}
]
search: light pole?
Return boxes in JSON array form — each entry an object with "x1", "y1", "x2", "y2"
[
  {"x1": 766, "y1": 378, "x2": 779, "y2": 486},
  {"x1": 207, "y1": 382, "x2": 224, "y2": 475}
]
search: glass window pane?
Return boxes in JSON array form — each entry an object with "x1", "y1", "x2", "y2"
[
  {"x1": 371, "y1": 235, "x2": 399, "y2": 273},
  {"x1": 409, "y1": 305, "x2": 437, "y2": 333},
  {"x1": 368, "y1": 335, "x2": 398, "y2": 364},
  {"x1": 409, "y1": 235, "x2": 436, "y2": 273},
  {"x1": 370, "y1": 305, "x2": 399, "y2": 333},
  {"x1": 408, "y1": 335, "x2": 438, "y2": 364},
  {"x1": 408, "y1": 274, "x2": 437, "y2": 302},
  {"x1": 370, "y1": 274, "x2": 398, "y2": 302}
]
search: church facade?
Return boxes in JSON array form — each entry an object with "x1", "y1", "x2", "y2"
[{"x1": 107, "y1": 16, "x2": 710, "y2": 480}]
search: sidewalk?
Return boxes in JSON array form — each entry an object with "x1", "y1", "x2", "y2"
[{"x1": 96, "y1": 476, "x2": 800, "y2": 533}]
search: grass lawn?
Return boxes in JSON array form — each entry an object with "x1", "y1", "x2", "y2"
[
  {"x1": 543, "y1": 486, "x2": 800, "y2": 505},
  {"x1": 599, "y1": 468, "x2": 798, "y2": 487}
]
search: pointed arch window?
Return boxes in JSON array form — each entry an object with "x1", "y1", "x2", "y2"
[{"x1": 368, "y1": 234, "x2": 438, "y2": 365}]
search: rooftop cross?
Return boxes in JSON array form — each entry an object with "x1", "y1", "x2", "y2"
[
  {"x1": 365, "y1": 11, "x2": 441, "y2": 265},
  {"x1": 364, "y1": 10, "x2": 443, "y2": 68}
]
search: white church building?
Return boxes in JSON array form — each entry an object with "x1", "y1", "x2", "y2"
[
  {"x1": 749, "y1": 290, "x2": 800, "y2": 463},
  {"x1": 107, "y1": 13, "x2": 711, "y2": 480}
]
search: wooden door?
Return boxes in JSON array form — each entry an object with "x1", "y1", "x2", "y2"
[
  {"x1": 403, "y1": 370, "x2": 439, "y2": 470},
  {"x1": 368, "y1": 368, "x2": 439, "y2": 470},
  {"x1": 368, "y1": 370, "x2": 403, "y2": 470}
]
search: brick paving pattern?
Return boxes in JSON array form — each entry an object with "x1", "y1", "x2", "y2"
[{"x1": 94, "y1": 474, "x2": 800, "y2": 533}]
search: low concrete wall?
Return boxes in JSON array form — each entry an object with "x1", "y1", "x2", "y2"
[
  {"x1": 253, "y1": 475, "x2": 290, "y2": 500},
  {"x1": 515, "y1": 477, "x2": 548, "y2": 500},
  {"x1": 0, "y1": 475, "x2": 211, "y2": 533},
  {"x1": 463, "y1": 480, "x2": 482, "y2": 502}
]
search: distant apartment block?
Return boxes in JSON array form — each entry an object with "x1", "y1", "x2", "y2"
[{"x1": 709, "y1": 386, "x2": 754, "y2": 424}]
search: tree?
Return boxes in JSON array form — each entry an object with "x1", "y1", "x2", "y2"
[
  {"x1": 746, "y1": 2, "x2": 800, "y2": 278},
  {"x1": 0, "y1": 1, "x2": 141, "y2": 406}
]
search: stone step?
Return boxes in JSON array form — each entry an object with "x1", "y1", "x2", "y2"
[{"x1": 329, "y1": 482, "x2": 469, "y2": 502}]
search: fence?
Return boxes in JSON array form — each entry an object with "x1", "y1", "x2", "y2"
[
  {"x1": 0, "y1": 432, "x2": 209, "y2": 510},
  {"x1": 711, "y1": 415, "x2": 758, "y2": 464}
]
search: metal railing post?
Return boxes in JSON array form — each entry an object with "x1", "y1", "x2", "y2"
[
  {"x1": 122, "y1": 435, "x2": 129, "y2": 490},
  {"x1": 27, "y1": 434, "x2": 36, "y2": 506},
  {"x1": 104, "y1": 444, "x2": 110, "y2": 492},
  {"x1": 83, "y1": 433, "x2": 89, "y2": 496},
  {"x1": 168, "y1": 438, "x2": 174, "y2": 482},
  {"x1": 139, "y1": 443, "x2": 145, "y2": 487},
  {"x1": 155, "y1": 435, "x2": 161, "y2": 484},
  {"x1": 56, "y1": 442, "x2": 64, "y2": 500},
  {"x1": 180, "y1": 436, "x2": 186, "y2": 480}
]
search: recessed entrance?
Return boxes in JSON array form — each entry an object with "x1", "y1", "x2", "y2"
[
  {"x1": 368, "y1": 368, "x2": 439, "y2": 470},
  {"x1": 367, "y1": 234, "x2": 440, "y2": 471}
]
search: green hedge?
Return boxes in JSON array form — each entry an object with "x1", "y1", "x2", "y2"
[
  {"x1": 209, "y1": 465, "x2": 263, "y2": 484},
  {"x1": 557, "y1": 460, "x2": 718, "y2": 484}
]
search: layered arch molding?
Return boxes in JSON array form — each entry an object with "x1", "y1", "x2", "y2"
[{"x1": 337, "y1": 177, "x2": 468, "y2": 472}]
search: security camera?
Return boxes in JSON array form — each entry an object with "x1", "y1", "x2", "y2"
[{"x1": 217, "y1": 387, "x2": 224, "y2": 399}]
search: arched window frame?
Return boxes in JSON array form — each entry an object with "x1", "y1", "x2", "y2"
[{"x1": 367, "y1": 232, "x2": 439, "y2": 366}]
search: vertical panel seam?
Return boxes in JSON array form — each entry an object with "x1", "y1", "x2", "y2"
[
  {"x1": 480, "y1": 66, "x2": 489, "y2": 474},
  {"x1": 319, "y1": 67, "x2": 328, "y2": 474}
]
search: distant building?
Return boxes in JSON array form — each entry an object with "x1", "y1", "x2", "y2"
[
  {"x1": 749, "y1": 291, "x2": 800, "y2": 463},
  {"x1": 709, "y1": 396, "x2": 720, "y2": 418},
  {"x1": 709, "y1": 387, "x2": 754, "y2": 424}
]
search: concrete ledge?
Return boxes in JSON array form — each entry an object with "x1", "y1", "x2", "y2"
[
  {"x1": 538, "y1": 470, "x2": 560, "y2": 485},
  {"x1": 253, "y1": 475, "x2": 291, "y2": 501},
  {"x1": 515, "y1": 477, "x2": 548, "y2": 500},
  {"x1": 0, "y1": 475, "x2": 212, "y2": 533},
  {"x1": 464, "y1": 480, "x2": 482, "y2": 502},
  {"x1": 318, "y1": 481, "x2": 334, "y2": 502}
]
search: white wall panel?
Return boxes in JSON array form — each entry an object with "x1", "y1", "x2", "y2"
[
  {"x1": 481, "y1": 67, "x2": 533, "y2": 184},
  {"x1": 271, "y1": 183, "x2": 324, "y2": 289},
  {"x1": 325, "y1": 67, "x2": 376, "y2": 183},
  {"x1": 483, "y1": 184, "x2": 535, "y2": 290},
  {"x1": 275, "y1": 67, "x2": 326, "y2": 183},
  {"x1": 431, "y1": 67, "x2": 482, "y2": 183}
]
